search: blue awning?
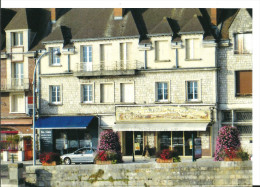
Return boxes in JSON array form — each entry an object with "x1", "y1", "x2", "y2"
[{"x1": 35, "y1": 116, "x2": 95, "y2": 129}]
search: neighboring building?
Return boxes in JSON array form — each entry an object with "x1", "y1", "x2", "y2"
[
  {"x1": 37, "y1": 8, "x2": 218, "y2": 157},
  {"x1": 0, "y1": 8, "x2": 50, "y2": 159},
  {"x1": 217, "y1": 9, "x2": 252, "y2": 154}
]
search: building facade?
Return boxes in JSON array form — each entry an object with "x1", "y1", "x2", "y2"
[
  {"x1": 217, "y1": 9, "x2": 252, "y2": 154},
  {"x1": 37, "y1": 8, "x2": 218, "y2": 157}
]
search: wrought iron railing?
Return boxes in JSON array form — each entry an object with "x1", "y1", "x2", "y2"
[{"x1": 1, "y1": 78, "x2": 30, "y2": 91}]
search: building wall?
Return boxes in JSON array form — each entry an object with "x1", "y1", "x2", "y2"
[{"x1": 217, "y1": 9, "x2": 252, "y2": 154}]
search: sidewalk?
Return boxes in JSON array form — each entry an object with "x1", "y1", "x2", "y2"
[{"x1": 1, "y1": 156, "x2": 214, "y2": 166}]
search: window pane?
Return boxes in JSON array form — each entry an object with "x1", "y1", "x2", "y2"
[
  {"x1": 19, "y1": 33, "x2": 23, "y2": 45},
  {"x1": 83, "y1": 46, "x2": 87, "y2": 62},
  {"x1": 89, "y1": 46, "x2": 92, "y2": 62}
]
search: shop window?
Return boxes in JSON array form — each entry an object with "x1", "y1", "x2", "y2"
[
  {"x1": 12, "y1": 32, "x2": 23, "y2": 46},
  {"x1": 120, "y1": 83, "x2": 134, "y2": 103},
  {"x1": 10, "y1": 94, "x2": 25, "y2": 113},
  {"x1": 100, "y1": 83, "x2": 113, "y2": 103},
  {"x1": 235, "y1": 71, "x2": 252, "y2": 96},
  {"x1": 236, "y1": 126, "x2": 252, "y2": 136},
  {"x1": 156, "y1": 82, "x2": 168, "y2": 102},
  {"x1": 49, "y1": 47, "x2": 60, "y2": 66},
  {"x1": 159, "y1": 132, "x2": 171, "y2": 150},
  {"x1": 186, "y1": 81, "x2": 198, "y2": 101},
  {"x1": 185, "y1": 38, "x2": 200, "y2": 60},
  {"x1": 82, "y1": 84, "x2": 93, "y2": 103},
  {"x1": 222, "y1": 111, "x2": 232, "y2": 122},
  {"x1": 234, "y1": 33, "x2": 252, "y2": 54},
  {"x1": 155, "y1": 41, "x2": 170, "y2": 62},
  {"x1": 236, "y1": 111, "x2": 252, "y2": 121},
  {"x1": 50, "y1": 85, "x2": 61, "y2": 104}
]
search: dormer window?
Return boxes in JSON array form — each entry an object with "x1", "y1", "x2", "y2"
[
  {"x1": 12, "y1": 32, "x2": 23, "y2": 46},
  {"x1": 234, "y1": 33, "x2": 252, "y2": 54},
  {"x1": 185, "y1": 38, "x2": 200, "y2": 60}
]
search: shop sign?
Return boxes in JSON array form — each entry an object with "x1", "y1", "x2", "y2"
[
  {"x1": 116, "y1": 106, "x2": 211, "y2": 122},
  {"x1": 135, "y1": 143, "x2": 140, "y2": 151},
  {"x1": 40, "y1": 129, "x2": 53, "y2": 152}
]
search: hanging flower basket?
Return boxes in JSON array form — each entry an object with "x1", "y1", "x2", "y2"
[
  {"x1": 156, "y1": 158, "x2": 173, "y2": 163},
  {"x1": 42, "y1": 161, "x2": 57, "y2": 166},
  {"x1": 95, "y1": 160, "x2": 112, "y2": 165}
]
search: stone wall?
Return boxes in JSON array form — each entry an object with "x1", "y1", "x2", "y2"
[{"x1": 25, "y1": 161, "x2": 252, "y2": 186}]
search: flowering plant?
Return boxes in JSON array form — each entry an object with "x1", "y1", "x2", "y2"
[
  {"x1": 156, "y1": 149, "x2": 181, "y2": 162},
  {"x1": 96, "y1": 130, "x2": 123, "y2": 163},
  {"x1": 214, "y1": 126, "x2": 241, "y2": 161},
  {"x1": 39, "y1": 152, "x2": 61, "y2": 164}
]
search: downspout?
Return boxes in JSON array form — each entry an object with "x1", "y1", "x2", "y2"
[
  {"x1": 37, "y1": 59, "x2": 41, "y2": 114},
  {"x1": 175, "y1": 48, "x2": 178, "y2": 68},
  {"x1": 144, "y1": 50, "x2": 147, "y2": 69},
  {"x1": 68, "y1": 54, "x2": 70, "y2": 72}
]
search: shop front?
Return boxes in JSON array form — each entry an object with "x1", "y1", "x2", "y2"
[
  {"x1": 115, "y1": 106, "x2": 213, "y2": 157},
  {"x1": 35, "y1": 116, "x2": 98, "y2": 155}
]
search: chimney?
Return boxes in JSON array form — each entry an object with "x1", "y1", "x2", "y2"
[
  {"x1": 211, "y1": 8, "x2": 217, "y2": 26},
  {"x1": 51, "y1": 8, "x2": 56, "y2": 23},
  {"x1": 114, "y1": 8, "x2": 124, "y2": 20}
]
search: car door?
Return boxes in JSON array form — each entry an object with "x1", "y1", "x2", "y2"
[
  {"x1": 84, "y1": 148, "x2": 94, "y2": 162},
  {"x1": 71, "y1": 148, "x2": 84, "y2": 163}
]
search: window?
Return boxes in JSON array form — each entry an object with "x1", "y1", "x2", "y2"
[
  {"x1": 120, "y1": 83, "x2": 134, "y2": 103},
  {"x1": 82, "y1": 46, "x2": 92, "y2": 62},
  {"x1": 235, "y1": 71, "x2": 252, "y2": 96},
  {"x1": 12, "y1": 32, "x2": 23, "y2": 46},
  {"x1": 50, "y1": 85, "x2": 61, "y2": 104},
  {"x1": 82, "y1": 84, "x2": 93, "y2": 103},
  {"x1": 81, "y1": 46, "x2": 92, "y2": 71},
  {"x1": 100, "y1": 84, "x2": 113, "y2": 103},
  {"x1": 10, "y1": 94, "x2": 25, "y2": 113},
  {"x1": 155, "y1": 41, "x2": 169, "y2": 61},
  {"x1": 50, "y1": 47, "x2": 60, "y2": 65},
  {"x1": 120, "y1": 43, "x2": 132, "y2": 69},
  {"x1": 100, "y1": 44, "x2": 112, "y2": 70},
  {"x1": 156, "y1": 82, "x2": 168, "y2": 101},
  {"x1": 187, "y1": 81, "x2": 198, "y2": 101},
  {"x1": 185, "y1": 39, "x2": 200, "y2": 60},
  {"x1": 234, "y1": 33, "x2": 252, "y2": 54}
]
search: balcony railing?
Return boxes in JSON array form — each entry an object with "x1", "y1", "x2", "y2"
[
  {"x1": 1, "y1": 78, "x2": 30, "y2": 91},
  {"x1": 76, "y1": 60, "x2": 139, "y2": 72}
]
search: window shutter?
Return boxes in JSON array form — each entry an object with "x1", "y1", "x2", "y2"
[
  {"x1": 236, "y1": 71, "x2": 252, "y2": 96},
  {"x1": 185, "y1": 39, "x2": 191, "y2": 59},
  {"x1": 193, "y1": 39, "x2": 199, "y2": 59},
  {"x1": 243, "y1": 33, "x2": 252, "y2": 53}
]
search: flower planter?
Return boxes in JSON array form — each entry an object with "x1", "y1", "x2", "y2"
[
  {"x1": 156, "y1": 158, "x2": 173, "y2": 163},
  {"x1": 224, "y1": 157, "x2": 242, "y2": 161},
  {"x1": 95, "y1": 160, "x2": 112, "y2": 165},
  {"x1": 42, "y1": 161, "x2": 57, "y2": 166}
]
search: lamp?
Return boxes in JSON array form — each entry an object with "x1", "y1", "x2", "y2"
[{"x1": 32, "y1": 49, "x2": 61, "y2": 165}]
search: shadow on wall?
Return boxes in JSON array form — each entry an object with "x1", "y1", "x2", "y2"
[{"x1": 25, "y1": 169, "x2": 53, "y2": 187}]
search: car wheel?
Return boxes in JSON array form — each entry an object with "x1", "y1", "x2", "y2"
[{"x1": 64, "y1": 157, "x2": 71, "y2": 165}]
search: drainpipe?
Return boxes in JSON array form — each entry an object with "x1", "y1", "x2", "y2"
[
  {"x1": 144, "y1": 50, "x2": 147, "y2": 69},
  {"x1": 68, "y1": 54, "x2": 70, "y2": 72},
  {"x1": 37, "y1": 60, "x2": 41, "y2": 114},
  {"x1": 175, "y1": 48, "x2": 178, "y2": 68},
  {"x1": 232, "y1": 110, "x2": 234, "y2": 127}
]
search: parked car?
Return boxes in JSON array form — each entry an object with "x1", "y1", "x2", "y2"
[{"x1": 60, "y1": 147, "x2": 97, "y2": 165}]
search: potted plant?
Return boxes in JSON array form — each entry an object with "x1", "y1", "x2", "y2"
[
  {"x1": 95, "y1": 130, "x2": 123, "y2": 164},
  {"x1": 156, "y1": 149, "x2": 181, "y2": 163},
  {"x1": 39, "y1": 152, "x2": 61, "y2": 166}
]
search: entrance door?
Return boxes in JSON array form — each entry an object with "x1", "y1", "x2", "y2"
[
  {"x1": 134, "y1": 132, "x2": 143, "y2": 155},
  {"x1": 24, "y1": 138, "x2": 32, "y2": 160},
  {"x1": 125, "y1": 131, "x2": 133, "y2": 155},
  {"x1": 172, "y1": 132, "x2": 184, "y2": 156}
]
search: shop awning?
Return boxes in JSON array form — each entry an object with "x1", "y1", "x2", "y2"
[
  {"x1": 35, "y1": 116, "x2": 95, "y2": 129},
  {"x1": 113, "y1": 122, "x2": 209, "y2": 131}
]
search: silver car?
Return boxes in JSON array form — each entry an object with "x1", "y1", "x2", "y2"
[{"x1": 61, "y1": 147, "x2": 97, "y2": 165}]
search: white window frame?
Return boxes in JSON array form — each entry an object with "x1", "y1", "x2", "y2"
[
  {"x1": 156, "y1": 82, "x2": 169, "y2": 102},
  {"x1": 186, "y1": 81, "x2": 199, "y2": 101},
  {"x1": 82, "y1": 45, "x2": 93, "y2": 62},
  {"x1": 12, "y1": 32, "x2": 23, "y2": 46},
  {"x1": 81, "y1": 84, "x2": 94, "y2": 103},
  {"x1": 10, "y1": 93, "x2": 25, "y2": 113},
  {"x1": 50, "y1": 85, "x2": 61, "y2": 104},
  {"x1": 234, "y1": 33, "x2": 252, "y2": 54},
  {"x1": 49, "y1": 47, "x2": 61, "y2": 66}
]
